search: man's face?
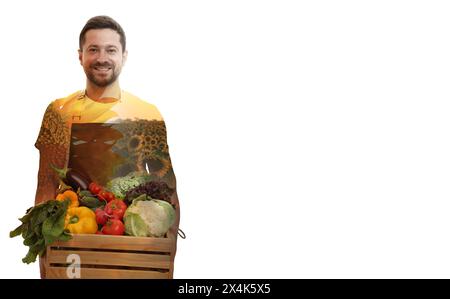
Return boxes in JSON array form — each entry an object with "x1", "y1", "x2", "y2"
[{"x1": 79, "y1": 29, "x2": 127, "y2": 87}]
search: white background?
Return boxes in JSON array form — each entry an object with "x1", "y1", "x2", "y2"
[{"x1": 1, "y1": 0, "x2": 450, "y2": 278}]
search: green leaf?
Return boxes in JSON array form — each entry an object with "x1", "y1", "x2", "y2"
[
  {"x1": 22, "y1": 238, "x2": 44, "y2": 264},
  {"x1": 57, "y1": 232, "x2": 72, "y2": 242},
  {"x1": 42, "y1": 215, "x2": 65, "y2": 244},
  {"x1": 19, "y1": 213, "x2": 33, "y2": 224},
  {"x1": 30, "y1": 208, "x2": 49, "y2": 228},
  {"x1": 9, "y1": 224, "x2": 24, "y2": 238},
  {"x1": 25, "y1": 206, "x2": 33, "y2": 214},
  {"x1": 23, "y1": 235, "x2": 38, "y2": 246},
  {"x1": 22, "y1": 250, "x2": 38, "y2": 264},
  {"x1": 22, "y1": 222, "x2": 33, "y2": 240},
  {"x1": 47, "y1": 205, "x2": 57, "y2": 214},
  {"x1": 42, "y1": 200, "x2": 69, "y2": 245},
  {"x1": 19, "y1": 204, "x2": 44, "y2": 223},
  {"x1": 33, "y1": 224, "x2": 42, "y2": 237}
]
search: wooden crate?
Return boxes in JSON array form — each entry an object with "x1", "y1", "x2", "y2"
[{"x1": 45, "y1": 233, "x2": 176, "y2": 279}]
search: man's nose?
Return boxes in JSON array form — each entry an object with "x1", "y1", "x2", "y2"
[{"x1": 96, "y1": 50, "x2": 109, "y2": 63}]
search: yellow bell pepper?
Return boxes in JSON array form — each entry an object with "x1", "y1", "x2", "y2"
[
  {"x1": 56, "y1": 190, "x2": 79, "y2": 208},
  {"x1": 65, "y1": 207, "x2": 98, "y2": 234}
]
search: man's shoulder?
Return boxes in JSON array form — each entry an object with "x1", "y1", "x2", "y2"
[
  {"x1": 122, "y1": 90, "x2": 158, "y2": 108},
  {"x1": 47, "y1": 90, "x2": 83, "y2": 108},
  {"x1": 121, "y1": 90, "x2": 163, "y2": 120},
  {"x1": 40, "y1": 91, "x2": 82, "y2": 116}
]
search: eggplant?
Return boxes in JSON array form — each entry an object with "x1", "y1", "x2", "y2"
[
  {"x1": 66, "y1": 169, "x2": 91, "y2": 190},
  {"x1": 50, "y1": 164, "x2": 91, "y2": 190}
]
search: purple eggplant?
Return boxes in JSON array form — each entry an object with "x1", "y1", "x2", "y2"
[{"x1": 50, "y1": 164, "x2": 91, "y2": 191}]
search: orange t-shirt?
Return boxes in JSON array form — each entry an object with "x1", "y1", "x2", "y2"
[{"x1": 34, "y1": 90, "x2": 179, "y2": 218}]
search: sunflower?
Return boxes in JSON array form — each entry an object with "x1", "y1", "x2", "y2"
[
  {"x1": 127, "y1": 135, "x2": 143, "y2": 152},
  {"x1": 136, "y1": 152, "x2": 172, "y2": 178}
]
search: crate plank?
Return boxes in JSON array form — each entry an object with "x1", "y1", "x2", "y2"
[
  {"x1": 50, "y1": 234, "x2": 174, "y2": 252},
  {"x1": 46, "y1": 266, "x2": 170, "y2": 279},
  {"x1": 48, "y1": 250, "x2": 171, "y2": 269}
]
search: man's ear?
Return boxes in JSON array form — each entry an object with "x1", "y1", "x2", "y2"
[
  {"x1": 122, "y1": 50, "x2": 128, "y2": 65},
  {"x1": 78, "y1": 49, "x2": 83, "y2": 65}
]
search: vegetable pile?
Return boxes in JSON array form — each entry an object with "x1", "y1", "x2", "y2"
[{"x1": 10, "y1": 167, "x2": 177, "y2": 264}]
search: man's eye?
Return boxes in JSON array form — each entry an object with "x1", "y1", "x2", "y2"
[
  {"x1": 108, "y1": 49, "x2": 117, "y2": 54},
  {"x1": 89, "y1": 48, "x2": 98, "y2": 53}
]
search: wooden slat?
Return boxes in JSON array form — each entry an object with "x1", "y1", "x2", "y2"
[
  {"x1": 48, "y1": 250, "x2": 171, "y2": 269},
  {"x1": 46, "y1": 266, "x2": 170, "y2": 279},
  {"x1": 50, "y1": 234, "x2": 174, "y2": 253}
]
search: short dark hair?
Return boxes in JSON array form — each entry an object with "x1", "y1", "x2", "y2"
[{"x1": 79, "y1": 16, "x2": 126, "y2": 52}]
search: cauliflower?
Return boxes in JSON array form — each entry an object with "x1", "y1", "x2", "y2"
[{"x1": 124, "y1": 195, "x2": 175, "y2": 237}]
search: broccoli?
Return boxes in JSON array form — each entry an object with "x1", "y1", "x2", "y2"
[{"x1": 106, "y1": 171, "x2": 153, "y2": 199}]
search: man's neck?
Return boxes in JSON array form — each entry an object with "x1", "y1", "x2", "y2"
[{"x1": 85, "y1": 80, "x2": 121, "y2": 103}]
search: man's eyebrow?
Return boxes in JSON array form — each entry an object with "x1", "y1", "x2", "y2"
[
  {"x1": 86, "y1": 44, "x2": 118, "y2": 49},
  {"x1": 106, "y1": 44, "x2": 118, "y2": 48}
]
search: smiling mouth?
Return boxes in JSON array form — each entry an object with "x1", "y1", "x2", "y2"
[{"x1": 93, "y1": 66, "x2": 112, "y2": 72}]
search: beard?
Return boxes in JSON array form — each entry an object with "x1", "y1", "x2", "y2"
[{"x1": 85, "y1": 61, "x2": 121, "y2": 87}]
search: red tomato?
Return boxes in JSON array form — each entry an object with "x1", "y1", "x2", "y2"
[
  {"x1": 97, "y1": 190, "x2": 108, "y2": 201},
  {"x1": 98, "y1": 191, "x2": 115, "y2": 203},
  {"x1": 104, "y1": 192, "x2": 116, "y2": 202},
  {"x1": 104, "y1": 199, "x2": 127, "y2": 220},
  {"x1": 95, "y1": 207, "x2": 109, "y2": 226},
  {"x1": 89, "y1": 182, "x2": 102, "y2": 195},
  {"x1": 101, "y1": 219, "x2": 125, "y2": 235}
]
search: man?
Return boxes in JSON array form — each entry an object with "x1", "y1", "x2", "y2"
[{"x1": 34, "y1": 16, "x2": 180, "y2": 278}]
